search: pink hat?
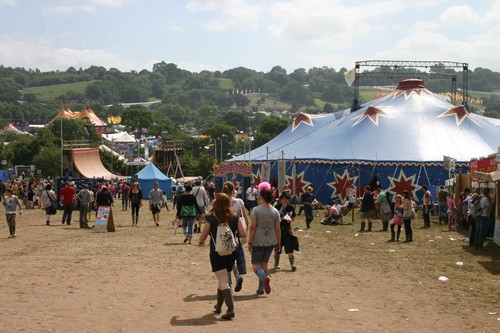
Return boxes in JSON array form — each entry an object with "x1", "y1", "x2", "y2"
[{"x1": 258, "y1": 182, "x2": 271, "y2": 192}]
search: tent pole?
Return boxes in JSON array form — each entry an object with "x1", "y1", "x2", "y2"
[
  {"x1": 422, "y1": 162, "x2": 432, "y2": 186},
  {"x1": 173, "y1": 150, "x2": 184, "y2": 179}
]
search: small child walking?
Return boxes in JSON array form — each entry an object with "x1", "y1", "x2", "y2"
[{"x1": 2, "y1": 188, "x2": 23, "y2": 238}]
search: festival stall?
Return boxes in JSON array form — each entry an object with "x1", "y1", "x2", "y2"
[{"x1": 472, "y1": 149, "x2": 500, "y2": 246}]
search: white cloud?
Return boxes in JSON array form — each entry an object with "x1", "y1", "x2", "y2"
[
  {"x1": 373, "y1": 30, "x2": 500, "y2": 71},
  {"x1": 0, "y1": 36, "x2": 138, "y2": 71},
  {"x1": 439, "y1": 5, "x2": 480, "y2": 23},
  {"x1": 483, "y1": 2, "x2": 500, "y2": 34},
  {"x1": 91, "y1": 0, "x2": 124, "y2": 7},
  {"x1": 0, "y1": 0, "x2": 17, "y2": 5},
  {"x1": 268, "y1": 0, "x2": 406, "y2": 48},
  {"x1": 413, "y1": 0, "x2": 446, "y2": 8},
  {"x1": 186, "y1": 0, "x2": 220, "y2": 12},
  {"x1": 186, "y1": 0, "x2": 264, "y2": 30}
]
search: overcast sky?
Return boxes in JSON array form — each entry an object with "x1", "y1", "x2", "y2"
[{"x1": 0, "y1": 0, "x2": 499, "y2": 74}]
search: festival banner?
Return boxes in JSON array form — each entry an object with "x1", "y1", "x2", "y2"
[
  {"x1": 278, "y1": 160, "x2": 286, "y2": 192},
  {"x1": 261, "y1": 162, "x2": 270, "y2": 183},
  {"x1": 470, "y1": 155, "x2": 497, "y2": 182},
  {"x1": 214, "y1": 162, "x2": 252, "y2": 177}
]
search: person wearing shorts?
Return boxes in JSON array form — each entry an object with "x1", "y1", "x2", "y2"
[
  {"x1": 198, "y1": 193, "x2": 246, "y2": 320},
  {"x1": 149, "y1": 183, "x2": 164, "y2": 227},
  {"x1": 248, "y1": 186, "x2": 281, "y2": 295}
]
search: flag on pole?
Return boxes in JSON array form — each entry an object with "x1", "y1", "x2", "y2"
[{"x1": 344, "y1": 68, "x2": 356, "y2": 87}]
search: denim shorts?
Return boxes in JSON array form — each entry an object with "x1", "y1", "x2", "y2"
[{"x1": 251, "y1": 245, "x2": 274, "y2": 265}]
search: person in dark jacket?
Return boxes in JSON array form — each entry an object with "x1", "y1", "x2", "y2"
[
  {"x1": 359, "y1": 185, "x2": 375, "y2": 232},
  {"x1": 300, "y1": 186, "x2": 314, "y2": 229},
  {"x1": 274, "y1": 191, "x2": 297, "y2": 271},
  {"x1": 129, "y1": 182, "x2": 143, "y2": 226},
  {"x1": 95, "y1": 185, "x2": 113, "y2": 209},
  {"x1": 176, "y1": 184, "x2": 201, "y2": 244}
]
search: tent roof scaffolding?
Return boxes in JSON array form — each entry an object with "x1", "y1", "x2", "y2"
[{"x1": 51, "y1": 107, "x2": 106, "y2": 126}]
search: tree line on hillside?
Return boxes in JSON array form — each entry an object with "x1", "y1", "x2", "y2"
[{"x1": 1, "y1": 62, "x2": 500, "y2": 178}]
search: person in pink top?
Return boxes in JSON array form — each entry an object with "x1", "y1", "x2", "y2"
[
  {"x1": 320, "y1": 205, "x2": 341, "y2": 225},
  {"x1": 447, "y1": 194, "x2": 457, "y2": 231},
  {"x1": 388, "y1": 194, "x2": 403, "y2": 242}
]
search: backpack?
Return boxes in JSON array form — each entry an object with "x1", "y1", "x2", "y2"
[
  {"x1": 213, "y1": 220, "x2": 237, "y2": 256},
  {"x1": 469, "y1": 200, "x2": 482, "y2": 218},
  {"x1": 180, "y1": 204, "x2": 196, "y2": 217}
]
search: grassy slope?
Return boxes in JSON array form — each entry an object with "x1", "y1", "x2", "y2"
[
  {"x1": 22, "y1": 81, "x2": 94, "y2": 101},
  {"x1": 21, "y1": 80, "x2": 488, "y2": 110}
]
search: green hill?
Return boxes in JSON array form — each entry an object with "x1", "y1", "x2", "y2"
[{"x1": 22, "y1": 81, "x2": 95, "y2": 101}]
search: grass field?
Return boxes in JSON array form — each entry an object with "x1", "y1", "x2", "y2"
[
  {"x1": 218, "y1": 78, "x2": 234, "y2": 90},
  {"x1": 22, "y1": 81, "x2": 95, "y2": 101}
]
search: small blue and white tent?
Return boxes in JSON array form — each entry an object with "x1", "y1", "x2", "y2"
[{"x1": 136, "y1": 163, "x2": 173, "y2": 199}]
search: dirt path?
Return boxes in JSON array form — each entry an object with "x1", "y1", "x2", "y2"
[{"x1": 0, "y1": 207, "x2": 498, "y2": 333}]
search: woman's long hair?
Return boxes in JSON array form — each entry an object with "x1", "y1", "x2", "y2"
[
  {"x1": 222, "y1": 181, "x2": 235, "y2": 198},
  {"x1": 395, "y1": 194, "x2": 403, "y2": 204},
  {"x1": 211, "y1": 193, "x2": 236, "y2": 225}
]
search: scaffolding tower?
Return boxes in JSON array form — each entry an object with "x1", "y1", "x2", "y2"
[
  {"x1": 153, "y1": 140, "x2": 184, "y2": 179},
  {"x1": 351, "y1": 60, "x2": 469, "y2": 111}
]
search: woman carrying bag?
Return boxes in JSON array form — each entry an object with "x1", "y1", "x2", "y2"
[
  {"x1": 40, "y1": 184, "x2": 57, "y2": 226},
  {"x1": 198, "y1": 193, "x2": 247, "y2": 320},
  {"x1": 222, "y1": 181, "x2": 249, "y2": 293}
]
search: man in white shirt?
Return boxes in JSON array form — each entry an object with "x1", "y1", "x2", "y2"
[
  {"x1": 421, "y1": 185, "x2": 432, "y2": 229},
  {"x1": 245, "y1": 183, "x2": 258, "y2": 213},
  {"x1": 475, "y1": 188, "x2": 491, "y2": 250},
  {"x1": 149, "y1": 182, "x2": 164, "y2": 227},
  {"x1": 192, "y1": 179, "x2": 210, "y2": 233}
]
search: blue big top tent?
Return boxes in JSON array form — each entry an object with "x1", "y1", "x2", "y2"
[
  {"x1": 230, "y1": 79, "x2": 500, "y2": 205},
  {"x1": 136, "y1": 163, "x2": 173, "y2": 199}
]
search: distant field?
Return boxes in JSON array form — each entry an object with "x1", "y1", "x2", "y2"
[
  {"x1": 359, "y1": 89, "x2": 385, "y2": 103},
  {"x1": 218, "y1": 78, "x2": 234, "y2": 90},
  {"x1": 314, "y1": 98, "x2": 347, "y2": 110},
  {"x1": 22, "y1": 81, "x2": 95, "y2": 101},
  {"x1": 246, "y1": 95, "x2": 292, "y2": 110}
]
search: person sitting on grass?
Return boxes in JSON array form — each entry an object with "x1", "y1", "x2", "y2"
[{"x1": 320, "y1": 205, "x2": 341, "y2": 225}]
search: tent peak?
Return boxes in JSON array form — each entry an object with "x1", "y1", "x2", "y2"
[{"x1": 397, "y1": 79, "x2": 425, "y2": 90}]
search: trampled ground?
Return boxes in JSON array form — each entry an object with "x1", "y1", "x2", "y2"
[{"x1": 0, "y1": 206, "x2": 498, "y2": 333}]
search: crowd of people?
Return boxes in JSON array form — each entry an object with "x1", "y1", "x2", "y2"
[
  {"x1": 1, "y1": 175, "x2": 497, "y2": 320},
  {"x1": 344, "y1": 184, "x2": 496, "y2": 247}
]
